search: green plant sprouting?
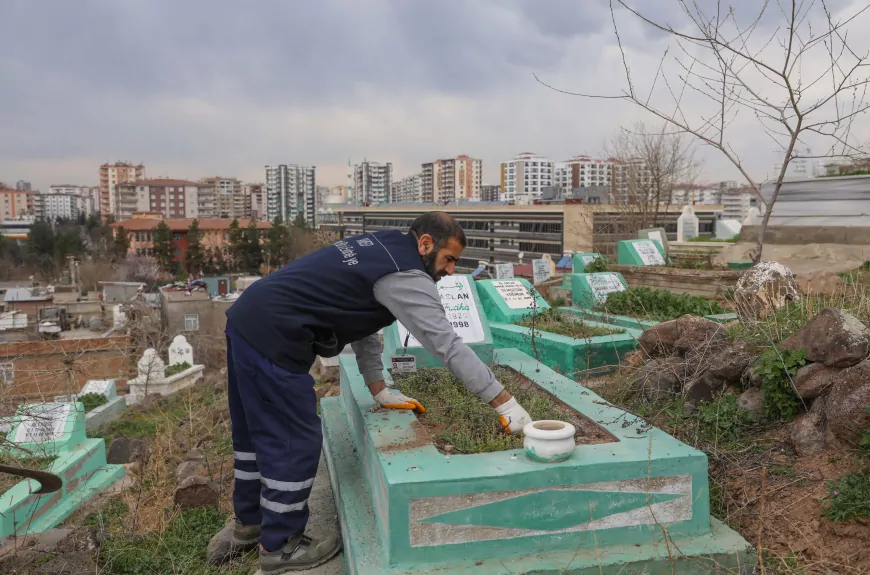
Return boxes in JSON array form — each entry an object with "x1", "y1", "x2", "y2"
[
  {"x1": 754, "y1": 348, "x2": 807, "y2": 422},
  {"x1": 599, "y1": 287, "x2": 726, "y2": 321}
]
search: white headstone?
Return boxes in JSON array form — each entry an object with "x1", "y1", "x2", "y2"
[
  {"x1": 580, "y1": 255, "x2": 597, "y2": 266},
  {"x1": 676, "y1": 205, "x2": 700, "y2": 242},
  {"x1": 169, "y1": 335, "x2": 194, "y2": 366},
  {"x1": 586, "y1": 273, "x2": 627, "y2": 304},
  {"x1": 13, "y1": 403, "x2": 71, "y2": 444},
  {"x1": 743, "y1": 206, "x2": 762, "y2": 226},
  {"x1": 532, "y1": 259, "x2": 551, "y2": 286},
  {"x1": 80, "y1": 379, "x2": 116, "y2": 398},
  {"x1": 541, "y1": 253, "x2": 556, "y2": 276},
  {"x1": 138, "y1": 348, "x2": 166, "y2": 381},
  {"x1": 633, "y1": 240, "x2": 666, "y2": 265},
  {"x1": 493, "y1": 280, "x2": 538, "y2": 310},
  {"x1": 112, "y1": 305, "x2": 126, "y2": 329},
  {"x1": 495, "y1": 263, "x2": 515, "y2": 279},
  {"x1": 648, "y1": 230, "x2": 665, "y2": 247},
  {"x1": 397, "y1": 276, "x2": 485, "y2": 346}
]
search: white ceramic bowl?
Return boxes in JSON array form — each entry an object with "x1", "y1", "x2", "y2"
[{"x1": 523, "y1": 420, "x2": 576, "y2": 463}]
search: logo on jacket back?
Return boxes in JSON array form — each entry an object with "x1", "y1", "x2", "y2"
[{"x1": 333, "y1": 239, "x2": 359, "y2": 266}]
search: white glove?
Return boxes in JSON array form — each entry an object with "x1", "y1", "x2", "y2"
[
  {"x1": 373, "y1": 388, "x2": 426, "y2": 413},
  {"x1": 495, "y1": 397, "x2": 532, "y2": 435}
]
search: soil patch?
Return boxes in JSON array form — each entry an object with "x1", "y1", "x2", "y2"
[
  {"x1": 394, "y1": 366, "x2": 615, "y2": 454},
  {"x1": 517, "y1": 309, "x2": 623, "y2": 338}
]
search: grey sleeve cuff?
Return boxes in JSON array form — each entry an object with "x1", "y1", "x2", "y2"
[{"x1": 351, "y1": 334, "x2": 385, "y2": 386}]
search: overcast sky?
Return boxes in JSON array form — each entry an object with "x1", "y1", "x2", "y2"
[{"x1": 2, "y1": 0, "x2": 868, "y2": 192}]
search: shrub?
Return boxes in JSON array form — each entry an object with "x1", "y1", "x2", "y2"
[
  {"x1": 584, "y1": 256, "x2": 609, "y2": 273},
  {"x1": 754, "y1": 347, "x2": 807, "y2": 422},
  {"x1": 79, "y1": 392, "x2": 109, "y2": 413},
  {"x1": 824, "y1": 468, "x2": 870, "y2": 522},
  {"x1": 165, "y1": 361, "x2": 192, "y2": 377},
  {"x1": 697, "y1": 391, "x2": 757, "y2": 445},
  {"x1": 599, "y1": 287, "x2": 726, "y2": 321}
]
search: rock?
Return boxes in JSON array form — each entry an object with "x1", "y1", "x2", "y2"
[
  {"x1": 184, "y1": 449, "x2": 206, "y2": 462},
  {"x1": 673, "y1": 315, "x2": 725, "y2": 355},
  {"x1": 734, "y1": 261, "x2": 799, "y2": 320},
  {"x1": 697, "y1": 340, "x2": 754, "y2": 385},
  {"x1": 747, "y1": 364, "x2": 764, "y2": 388},
  {"x1": 825, "y1": 359, "x2": 870, "y2": 442},
  {"x1": 175, "y1": 460, "x2": 208, "y2": 483},
  {"x1": 638, "y1": 320, "x2": 680, "y2": 357},
  {"x1": 173, "y1": 476, "x2": 219, "y2": 509},
  {"x1": 796, "y1": 270, "x2": 844, "y2": 296},
  {"x1": 737, "y1": 388, "x2": 764, "y2": 416},
  {"x1": 622, "y1": 350, "x2": 646, "y2": 369},
  {"x1": 793, "y1": 363, "x2": 841, "y2": 399},
  {"x1": 106, "y1": 437, "x2": 148, "y2": 465},
  {"x1": 780, "y1": 307, "x2": 870, "y2": 368},
  {"x1": 636, "y1": 357, "x2": 689, "y2": 402},
  {"x1": 789, "y1": 411, "x2": 827, "y2": 456},
  {"x1": 320, "y1": 366, "x2": 339, "y2": 387},
  {"x1": 684, "y1": 377, "x2": 715, "y2": 404}
]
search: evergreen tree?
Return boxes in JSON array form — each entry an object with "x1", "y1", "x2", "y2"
[
  {"x1": 27, "y1": 220, "x2": 55, "y2": 261},
  {"x1": 264, "y1": 215, "x2": 290, "y2": 270},
  {"x1": 243, "y1": 219, "x2": 263, "y2": 274},
  {"x1": 227, "y1": 219, "x2": 243, "y2": 272},
  {"x1": 185, "y1": 219, "x2": 205, "y2": 275},
  {"x1": 292, "y1": 212, "x2": 308, "y2": 230},
  {"x1": 151, "y1": 221, "x2": 175, "y2": 274},
  {"x1": 112, "y1": 225, "x2": 131, "y2": 262}
]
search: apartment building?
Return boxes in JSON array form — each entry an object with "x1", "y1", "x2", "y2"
[
  {"x1": 265, "y1": 164, "x2": 317, "y2": 226},
  {"x1": 99, "y1": 161, "x2": 145, "y2": 218},
  {"x1": 611, "y1": 159, "x2": 655, "y2": 203},
  {"x1": 200, "y1": 177, "x2": 246, "y2": 219},
  {"x1": 245, "y1": 183, "x2": 266, "y2": 220},
  {"x1": 670, "y1": 184, "x2": 721, "y2": 206},
  {"x1": 322, "y1": 202, "x2": 723, "y2": 271},
  {"x1": 500, "y1": 152, "x2": 555, "y2": 203},
  {"x1": 33, "y1": 185, "x2": 94, "y2": 220},
  {"x1": 555, "y1": 156, "x2": 614, "y2": 191},
  {"x1": 0, "y1": 187, "x2": 35, "y2": 221},
  {"x1": 353, "y1": 161, "x2": 392, "y2": 205},
  {"x1": 480, "y1": 184, "x2": 501, "y2": 202},
  {"x1": 115, "y1": 179, "x2": 213, "y2": 220},
  {"x1": 391, "y1": 174, "x2": 423, "y2": 204},
  {"x1": 421, "y1": 155, "x2": 483, "y2": 203}
]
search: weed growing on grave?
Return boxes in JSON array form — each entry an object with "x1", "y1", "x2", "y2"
[
  {"x1": 860, "y1": 409, "x2": 870, "y2": 458},
  {"x1": 754, "y1": 348, "x2": 807, "y2": 422},
  {"x1": 584, "y1": 256, "x2": 609, "y2": 273},
  {"x1": 165, "y1": 361, "x2": 193, "y2": 377},
  {"x1": 600, "y1": 287, "x2": 726, "y2": 321},
  {"x1": 697, "y1": 391, "x2": 758, "y2": 446},
  {"x1": 394, "y1": 366, "x2": 598, "y2": 454},
  {"x1": 517, "y1": 308, "x2": 622, "y2": 339},
  {"x1": 824, "y1": 468, "x2": 870, "y2": 522},
  {"x1": 79, "y1": 392, "x2": 109, "y2": 413}
]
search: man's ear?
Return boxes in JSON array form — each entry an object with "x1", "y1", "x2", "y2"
[{"x1": 417, "y1": 233, "x2": 434, "y2": 255}]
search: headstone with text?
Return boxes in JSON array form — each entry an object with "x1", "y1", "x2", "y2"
[
  {"x1": 494, "y1": 263, "x2": 515, "y2": 279},
  {"x1": 384, "y1": 275, "x2": 494, "y2": 369},
  {"x1": 638, "y1": 227, "x2": 670, "y2": 255},
  {"x1": 168, "y1": 335, "x2": 194, "y2": 367},
  {"x1": 570, "y1": 272, "x2": 629, "y2": 309},
  {"x1": 6, "y1": 402, "x2": 85, "y2": 456},
  {"x1": 567, "y1": 254, "x2": 603, "y2": 287},
  {"x1": 475, "y1": 278, "x2": 551, "y2": 324},
  {"x1": 532, "y1": 259, "x2": 551, "y2": 286},
  {"x1": 617, "y1": 239, "x2": 666, "y2": 266}
]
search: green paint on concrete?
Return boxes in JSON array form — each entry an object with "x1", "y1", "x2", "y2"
[
  {"x1": 637, "y1": 227, "x2": 670, "y2": 255},
  {"x1": 489, "y1": 321, "x2": 640, "y2": 378},
  {"x1": 422, "y1": 489, "x2": 686, "y2": 531},
  {"x1": 383, "y1": 274, "x2": 494, "y2": 367},
  {"x1": 728, "y1": 261, "x2": 753, "y2": 270},
  {"x1": 560, "y1": 307, "x2": 660, "y2": 331},
  {"x1": 570, "y1": 253, "x2": 603, "y2": 276},
  {"x1": 705, "y1": 313, "x2": 738, "y2": 323},
  {"x1": 569, "y1": 272, "x2": 629, "y2": 309},
  {"x1": 475, "y1": 278, "x2": 550, "y2": 324},
  {"x1": 0, "y1": 402, "x2": 124, "y2": 538},
  {"x1": 322, "y1": 348, "x2": 752, "y2": 572},
  {"x1": 617, "y1": 239, "x2": 667, "y2": 266}
]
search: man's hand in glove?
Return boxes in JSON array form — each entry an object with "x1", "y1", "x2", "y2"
[
  {"x1": 494, "y1": 396, "x2": 532, "y2": 435},
  {"x1": 373, "y1": 388, "x2": 426, "y2": 414}
]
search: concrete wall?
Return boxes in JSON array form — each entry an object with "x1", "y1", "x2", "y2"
[
  {"x1": 610, "y1": 265, "x2": 740, "y2": 298},
  {"x1": 740, "y1": 225, "x2": 870, "y2": 245}
]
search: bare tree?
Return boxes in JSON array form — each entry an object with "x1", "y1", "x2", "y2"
[
  {"x1": 607, "y1": 121, "x2": 701, "y2": 234},
  {"x1": 537, "y1": 0, "x2": 870, "y2": 262}
]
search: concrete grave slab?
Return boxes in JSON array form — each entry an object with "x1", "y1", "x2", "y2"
[
  {"x1": 475, "y1": 278, "x2": 549, "y2": 324},
  {"x1": 617, "y1": 239, "x2": 667, "y2": 266},
  {"x1": 321, "y1": 349, "x2": 752, "y2": 574},
  {"x1": 569, "y1": 272, "x2": 629, "y2": 309}
]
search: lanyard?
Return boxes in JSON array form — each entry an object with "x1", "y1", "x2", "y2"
[{"x1": 402, "y1": 331, "x2": 410, "y2": 354}]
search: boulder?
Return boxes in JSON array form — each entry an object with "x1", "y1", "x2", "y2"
[
  {"x1": 780, "y1": 307, "x2": 870, "y2": 368},
  {"x1": 106, "y1": 437, "x2": 148, "y2": 465},
  {"x1": 825, "y1": 359, "x2": 870, "y2": 442},
  {"x1": 673, "y1": 315, "x2": 725, "y2": 355},
  {"x1": 636, "y1": 357, "x2": 689, "y2": 402},
  {"x1": 789, "y1": 411, "x2": 828, "y2": 456},
  {"x1": 796, "y1": 270, "x2": 845, "y2": 296},
  {"x1": 184, "y1": 449, "x2": 206, "y2": 462},
  {"x1": 684, "y1": 377, "x2": 715, "y2": 404},
  {"x1": 622, "y1": 350, "x2": 646, "y2": 369},
  {"x1": 695, "y1": 340, "x2": 754, "y2": 385},
  {"x1": 173, "y1": 476, "x2": 219, "y2": 509},
  {"x1": 747, "y1": 364, "x2": 764, "y2": 388},
  {"x1": 638, "y1": 320, "x2": 680, "y2": 357},
  {"x1": 734, "y1": 261, "x2": 799, "y2": 320},
  {"x1": 793, "y1": 363, "x2": 841, "y2": 399},
  {"x1": 737, "y1": 388, "x2": 764, "y2": 416},
  {"x1": 175, "y1": 460, "x2": 208, "y2": 483}
]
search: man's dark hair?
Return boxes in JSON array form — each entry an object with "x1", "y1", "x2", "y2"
[{"x1": 409, "y1": 212, "x2": 466, "y2": 248}]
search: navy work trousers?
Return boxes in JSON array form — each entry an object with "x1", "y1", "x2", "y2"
[{"x1": 225, "y1": 323, "x2": 322, "y2": 551}]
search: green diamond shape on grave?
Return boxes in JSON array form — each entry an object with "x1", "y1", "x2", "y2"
[{"x1": 421, "y1": 490, "x2": 685, "y2": 531}]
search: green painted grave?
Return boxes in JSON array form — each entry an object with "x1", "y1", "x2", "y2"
[
  {"x1": 0, "y1": 402, "x2": 124, "y2": 537},
  {"x1": 617, "y1": 239, "x2": 666, "y2": 266},
  {"x1": 561, "y1": 307, "x2": 660, "y2": 331},
  {"x1": 475, "y1": 278, "x2": 549, "y2": 324},
  {"x1": 638, "y1": 227, "x2": 670, "y2": 255},
  {"x1": 570, "y1": 253, "x2": 603, "y2": 275},
  {"x1": 383, "y1": 275, "x2": 494, "y2": 367},
  {"x1": 569, "y1": 272, "x2": 628, "y2": 309},
  {"x1": 489, "y1": 321, "x2": 641, "y2": 377},
  {"x1": 322, "y1": 349, "x2": 752, "y2": 574}
]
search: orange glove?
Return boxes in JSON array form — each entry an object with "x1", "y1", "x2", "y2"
[{"x1": 373, "y1": 389, "x2": 426, "y2": 414}]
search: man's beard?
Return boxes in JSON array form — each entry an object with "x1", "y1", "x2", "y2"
[{"x1": 422, "y1": 249, "x2": 440, "y2": 281}]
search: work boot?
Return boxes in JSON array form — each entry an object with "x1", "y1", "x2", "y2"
[
  {"x1": 206, "y1": 517, "x2": 260, "y2": 565},
  {"x1": 256, "y1": 532, "x2": 342, "y2": 573}
]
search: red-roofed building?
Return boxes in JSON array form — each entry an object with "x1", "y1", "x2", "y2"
[{"x1": 115, "y1": 178, "x2": 216, "y2": 220}]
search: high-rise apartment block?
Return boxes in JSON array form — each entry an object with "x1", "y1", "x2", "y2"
[
  {"x1": 392, "y1": 174, "x2": 423, "y2": 203},
  {"x1": 99, "y1": 161, "x2": 145, "y2": 218},
  {"x1": 354, "y1": 161, "x2": 393, "y2": 205},
  {"x1": 265, "y1": 164, "x2": 317, "y2": 226},
  {"x1": 15, "y1": 180, "x2": 31, "y2": 191},
  {"x1": 245, "y1": 183, "x2": 266, "y2": 220},
  {"x1": 500, "y1": 152, "x2": 555, "y2": 202},
  {"x1": 421, "y1": 155, "x2": 482, "y2": 203},
  {"x1": 35, "y1": 185, "x2": 95, "y2": 220},
  {"x1": 611, "y1": 160, "x2": 655, "y2": 203},
  {"x1": 200, "y1": 177, "x2": 246, "y2": 219},
  {"x1": 480, "y1": 184, "x2": 501, "y2": 202},
  {"x1": 555, "y1": 156, "x2": 614, "y2": 191},
  {"x1": 115, "y1": 179, "x2": 212, "y2": 220},
  {"x1": 0, "y1": 187, "x2": 35, "y2": 220}
]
